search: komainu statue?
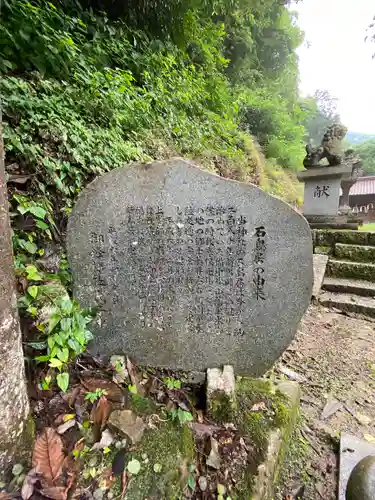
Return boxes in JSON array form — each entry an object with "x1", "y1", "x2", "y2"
[{"x1": 303, "y1": 124, "x2": 348, "y2": 167}]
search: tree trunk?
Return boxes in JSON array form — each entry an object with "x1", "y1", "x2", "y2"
[{"x1": 0, "y1": 122, "x2": 30, "y2": 473}]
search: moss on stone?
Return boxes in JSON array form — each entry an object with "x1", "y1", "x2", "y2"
[
  {"x1": 314, "y1": 245, "x2": 331, "y2": 255},
  {"x1": 334, "y1": 231, "x2": 368, "y2": 246},
  {"x1": 129, "y1": 393, "x2": 157, "y2": 416},
  {"x1": 313, "y1": 229, "x2": 375, "y2": 248},
  {"x1": 334, "y1": 243, "x2": 375, "y2": 263},
  {"x1": 122, "y1": 377, "x2": 299, "y2": 500},
  {"x1": 367, "y1": 233, "x2": 375, "y2": 246},
  {"x1": 208, "y1": 390, "x2": 235, "y2": 423},
  {"x1": 327, "y1": 260, "x2": 375, "y2": 281},
  {"x1": 125, "y1": 422, "x2": 195, "y2": 500},
  {"x1": 179, "y1": 423, "x2": 195, "y2": 461},
  {"x1": 11, "y1": 413, "x2": 35, "y2": 473},
  {"x1": 233, "y1": 379, "x2": 287, "y2": 455},
  {"x1": 227, "y1": 378, "x2": 299, "y2": 500}
]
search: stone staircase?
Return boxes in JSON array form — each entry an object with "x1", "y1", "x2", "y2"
[{"x1": 317, "y1": 232, "x2": 375, "y2": 317}]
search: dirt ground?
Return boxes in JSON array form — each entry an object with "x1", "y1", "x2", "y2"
[{"x1": 274, "y1": 304, "x2": 375, "y2": 500}]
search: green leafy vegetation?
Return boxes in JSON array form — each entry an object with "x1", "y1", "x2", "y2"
[
  {"x1": 85, "y1": 388, "x2": 108, "y2": 403},
  {"x1": 169, "y1": 408, "x2": 194, "y2": 425},
  {"x1": 2, "y1": 0, "x2": 313, "y2": 204},
  {"x1": 353, "y1": 139, "x2": 375, "y2": 175},
  {"x1": 163, "y1": 377, "x2": 182, "y2": 390}
]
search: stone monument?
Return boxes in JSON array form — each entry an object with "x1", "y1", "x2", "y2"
[
  {"x1": 298, "y1": 124, "x2": 362, "y2": 229},
  {"x1": 67, "y1": 158, "x2": 313, "y2": 375}
]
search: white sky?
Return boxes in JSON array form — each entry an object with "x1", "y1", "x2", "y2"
[{"x1": 293, "y1": 0, "x2": 375, "y2": 133}]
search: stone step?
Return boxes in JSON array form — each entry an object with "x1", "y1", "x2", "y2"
[
  {"x1": 310, "y1": 223, "x2": 359, "y2": 230},
  {"x1": 314, "y1": 230, "x2": 375, "y2": 248},
  {"x1": 334, "y1": 243, "x2": 375, "y2": 263},
  {"x1": 319, "y1": 291, "x2": 375, "y2": 318},
  {"x1": 326, "y1": 259, "x2": 375, "y2": 282},
  {"x1": 322, "y1": 277, "x2": 375, "y2": 297}
]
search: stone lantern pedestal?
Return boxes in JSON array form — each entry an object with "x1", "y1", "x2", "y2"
[
  {"x1": 297, "y1": 164, "x2": 362, "y2": 229},
  {"x1": 298, "y1": 125, "x2": 363, "y2": 229}
]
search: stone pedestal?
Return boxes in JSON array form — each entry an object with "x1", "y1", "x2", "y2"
[{"x1": 297, "y1": 164, "x2": 362, "y2": 229}]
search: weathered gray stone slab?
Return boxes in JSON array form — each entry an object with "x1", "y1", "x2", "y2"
[
  {"x1": 339, "y1": 433, "x2": 375, "y2": 500},
  {"x1": 303, "y1": 178, "x2": 342, "y2": 216},
  {"x1": 297, "y1": 164, "x2": 353, "y2": 180},
  {"x1": 312, "y1": 254, "x2": 328, "y2": 298},
  {"x1": 67, "y1": 158, "x2": 313, "y2": 375}
]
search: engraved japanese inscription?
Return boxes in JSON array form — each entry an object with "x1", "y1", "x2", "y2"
[
  {"x1": 89, "y1": 205, "x2": 254, "y2": 339},
  {"x1": 67, "y1": 158, "x2": 313, "y2": 375}
]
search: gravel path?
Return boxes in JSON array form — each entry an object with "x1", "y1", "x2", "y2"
[{"x1": 275, "y1": 304, "x2": 375, "y2": 499}]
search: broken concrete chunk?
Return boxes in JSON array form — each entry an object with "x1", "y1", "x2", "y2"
[
  {"x1": 312, "y1": 254, "x2": 328, "y2": 298},
  {"x1": 206, "y1": 365, "x2": 236, "y2": 420}
]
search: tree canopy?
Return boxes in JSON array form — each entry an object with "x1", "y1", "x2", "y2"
[
  {"x1": 300, "y1": 90, "x2": 341, "y2": 146},
  {"x1": 354, "y1": 140, "x2": 375, "y2": 175}
]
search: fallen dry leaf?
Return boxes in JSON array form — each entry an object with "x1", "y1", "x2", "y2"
[
  {"x1": 54, "y1": 414, "x2": 75, "y2": 426},
  {"x1": 126, "y1": 357, "x2": 145, "y2": 396},
  {"x1": 8, "y1": 173, "x2": 31, "y2": 184},
  {"x1": 355, "y1": 412, "x2": 372, "y2": 426},
  {"x1": 61, "y1": 386, "x2": 82, "y2": 407},
  {"x1": 279, "y1": 365, "x2": 308, "y2": 383},
  {"x1": 320, "y1": 397, "x2": 342, "y2": 420},
  {"x1": 167, "y1": 389, "x2": 192, "y2": 412},
  {"x1": 81, "y1": 377, "x2": 125, "y2": 403},
  {"x1": 110, "y1": 355, "x2": 128, "y2": 385},
  {"x1": 0, "y1": 494, "x2": 14, "y2": 500},
  {"x1": 91, "y1": 396, "x2": 112, "y2": 429},
  {"x1": 32, "y1": 428, "x2": 65, "y2": 482},
  {"x1": 206, "y1": 437, "x2": 221, "y2": 470},
  {"x1": 98, "y1": 468, "x2": 115, "y2": 490},
  {"x1": 364, "y1": 433, "x2": 375, "y2": 444},
  {"x1": 21, "y1": 468, "x2": 41, "y2": 500},
  {"x1": 188, "y1": 422, "x2": 222, "y2": 438},
  {"x1": 109, "y1": 409, "x2": 145, "y2": 444},
  {"x1": 40, "y1": 485, "x2": 68, "y2": 500},
  {"x1": 57, "y1": 419, "x2": 76, "y2": 435},
  {"x1": 72, "y1": 437, "x2": 85, "y2": 454}
]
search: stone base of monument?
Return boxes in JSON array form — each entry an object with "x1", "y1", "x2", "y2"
[
  {"x1": 312, "y1": 254, "x2": 328, "y2": 299},
  {"x1": 249, "y1": 380, "x2": 300, "y2": 500},
  {"x1": 109, "y1": 368, "x2": 300, "y2": 500}
]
